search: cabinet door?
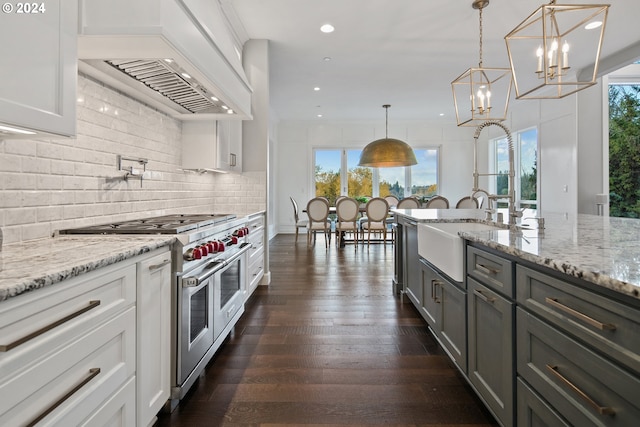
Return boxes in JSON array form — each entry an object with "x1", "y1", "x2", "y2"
[
  {"x1": 217, "y1": 120, "x2": 243, "y2": 172},
  {"x1": 468, "y1": 277, "x2": 514, "y2": 427},
  {"x1": 403, "y1": 220, "x2": 421, "y2": 307},
  {"x1": 420, "y1": 259, "x2": 440, "y2": 327},
  {"x1": 136, "y1": 250, "x2": 172, "y2": 427},
  {"x1": 0, "y1": 0, "x2": 76, "y2": 136},
  {"x1": 182, "y1": 121, "x2": 221, "y2": 171},
  {"x1": 439, "y1": 279, "x2": 467, "y2": 372}
]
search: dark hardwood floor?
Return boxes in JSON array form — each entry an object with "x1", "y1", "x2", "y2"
[{"x1": 157, "y1": 234, "x2": 498, "y2": 427}]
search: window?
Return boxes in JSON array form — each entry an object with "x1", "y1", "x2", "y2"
[
  {"x1": 490, "y1": 128, "x2": 538, "y2": 209},
  {"x1": 314, "y1": 149, "x2": 341, "y2": 205},
  {"x1": 314, "y1": 147, "x2": 439, "y2": 203},
  {"x1": 608, "y1": 81, "x2": 640, "y2": 217}
]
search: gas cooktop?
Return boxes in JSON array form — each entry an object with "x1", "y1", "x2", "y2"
[{"x1": 58, "y1": 214, "x2": 236, "y2": 235}]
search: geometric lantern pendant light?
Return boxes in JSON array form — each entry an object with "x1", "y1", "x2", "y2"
[
  {"x1": 451, "y1": 0, "x2": 513, "y2": 127},
  {"x1": 505, "y1": 0, "x2": 609, "y2": 99}
]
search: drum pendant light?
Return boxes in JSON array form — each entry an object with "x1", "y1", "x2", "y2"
[{"x1": 358, "y1": 105, "x2": 417, "y2": 168}]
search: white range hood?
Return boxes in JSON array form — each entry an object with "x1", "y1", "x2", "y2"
[{"x1": 77, "y1": 0, "x2": 252, "y2": 120}]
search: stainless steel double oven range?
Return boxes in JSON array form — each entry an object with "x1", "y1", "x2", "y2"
[{"x1": 59, "y1": 213, "x2": 251, "y2": 409}]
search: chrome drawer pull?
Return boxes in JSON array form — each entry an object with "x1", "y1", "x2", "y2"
[
  {"x1": 473, "y1": 289, "x2": 495, "y2": 303},
  {"x1": 26, "y1": 368, "x2": 101, "y2": 427},
  {"x1": 149, "y1": 259, "x2": 171, "y2": 270},
  {"x1": 0, "y1": 300, "x2": 101, "y2": 352},
  {"x1": 431, "y1": 279, "x2": 442, "y2": 303},
  {"x1": 475, "y1": 263, "x2": 499, "y2": 275},
  {"x1": 545, "y1": 297, "x2": 616, "y2": 331},
  {"x1": 546, "y1": 365, "x2": 615, "y2": 416}
]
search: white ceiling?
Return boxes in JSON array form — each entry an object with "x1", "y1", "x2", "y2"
[{"x1": 224, "y1": 0, "x2": 640, "y2": 122}]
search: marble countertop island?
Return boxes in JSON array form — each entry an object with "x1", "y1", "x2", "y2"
[
  {"x1": 0, "y1": 235, "x2": 175, "y2": 302},
  {"x1": 393, "y1": 208, "x2": 640, "y2": 302}
]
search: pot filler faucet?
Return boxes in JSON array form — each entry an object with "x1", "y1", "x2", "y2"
[{"x1": 470, "y1": 120, "x2": 522, "y2": 226}]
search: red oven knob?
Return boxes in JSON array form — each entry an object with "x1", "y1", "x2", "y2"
[
  {"x1": 231, "y1": 236, "x2": 238, "y2": 244},
  {"x1": 206, "y1": 242, "x2": 215, "y2": 253},
  {"x1": 244, "y1": 227, "x2": 250, "y2": 235},
  {"x1": 184, "y1": 247, "x2": 203, "y2": 261},
  {"x1": 200, "y1": 244, "x2": 209, "y2": 256},
  {"x1": 217, "y1": 240, "x2": 225, "y2": 251}
]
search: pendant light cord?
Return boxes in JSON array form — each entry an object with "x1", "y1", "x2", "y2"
[
  {"x1": 383, "y1": 104, "x2": 390, "y2": 138},
  {"x1": 478, "y1": 5, "x2": 483, "y2": 68}
]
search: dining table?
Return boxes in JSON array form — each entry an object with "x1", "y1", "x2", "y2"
[{"x1": 303, "y1": 205, "x2": 393, "y2": 247}]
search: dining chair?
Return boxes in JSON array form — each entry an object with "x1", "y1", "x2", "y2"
[
  {"x1": 384, "y1": 195, "x2": 399, "y2": 207},
  {"x1": 335, "y1": 197, "x2": 360, "y2": 248},
  {"x1": 396, "y1": 197, "x2": 421, "y2": 209},
  {"x1": 425, "y1": 195, "x2": 449, "y2": 209},
  {"x1": 290, "y1": 196, "x2": 309, "y2": 243},
  {"x1": 306, "y1": 197, "x2": 331, "y2": 248},
  {"x1": 361, "y1": 197, "x2": 390, "y2": 246},
  {"x1": 455, "y1": 196, "x2": 479, "y2": 209}
]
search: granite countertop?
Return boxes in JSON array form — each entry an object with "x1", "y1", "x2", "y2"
[
  {"x1": 0, "y1": 235, "x2": 175, "y2": 302},
  {"x1": 393, "y1": 208, "x2": 640, "y2": 302}
]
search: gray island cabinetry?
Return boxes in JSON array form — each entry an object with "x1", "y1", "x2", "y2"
[
  {"x1": 419, "y1": 258, "x2": 467, "y2": 372},
  {"x1": 393, "y1": 209, "x2": 640, "y2": 427},
  {"x1": 466, "y1": 245, "x2": 514, "y2": 426}
]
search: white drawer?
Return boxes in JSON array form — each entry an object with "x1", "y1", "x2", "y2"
[
  {"x1": 0, "y1": 307, "x2": 136, "y2": 426},
  {"x1": 248, "y1": 214, "x2": 264, "y2": 230},
  {"x1": 77, "y1": 377, "x2": 136, "y2": 427},
  {"x1": 0, "y1": 262, "x2": 136, "y2": 375},
  {"x1": 248, "y1": 252, "x2": 264, "y2": 287}
]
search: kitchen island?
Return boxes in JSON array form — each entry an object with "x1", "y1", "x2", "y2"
[{"x1": 394, "y1": 208, "x2": 640, "y2": 427}]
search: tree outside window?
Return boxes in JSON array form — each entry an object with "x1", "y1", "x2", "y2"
[
  {"x1": 492, "y1": 128, "x2": 538, "y2": 209},
  {"x1": 609, "y1": 84, "x2": 640, "y2": 218},
  {"x1": 314, "y1": 147, "x2": 439, "y2": 203}
]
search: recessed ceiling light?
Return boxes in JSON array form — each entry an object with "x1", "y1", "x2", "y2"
[
  {"x1": 211, "y1": 96, "x2": 219, "y2": 102},
  {"x1": 314, "y1": 87, "x2": 320, "y2": 91},
  {"x1": 181, "y1": 72, "x2": 191, "y2": 79},
  {"x1": 585, "y1": 21, "x2": 603, "y2": 30},
  {"x1": 221, "y1": 105, "x2": 229, "y2": 110},
  {"x1": 323, "y1": 57, "x2": 332, "y2": 61},
  {"x1": 439, "y1": 113, "x2": 445, "y2": 117},
  {"x1": 317, "y1": 114, "x2": 323, "y2": 118},
  {"x1": 227, "y1": 109, "x2": 234, "y2": 114},
  {"x1": 320, "y1": 24, "x2": 334, "y2": 33}
]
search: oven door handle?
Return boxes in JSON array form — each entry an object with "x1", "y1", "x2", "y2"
[
  {"x1": 182, "y1": 260, "x2": 225, "y2": 288},
  {"x1": 224, "y1": 242, "x2": 251, "y2": 265}
]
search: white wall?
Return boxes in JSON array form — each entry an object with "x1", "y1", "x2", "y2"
[
  {"x1": 275, "y1": 120, "x2": 475, "y2": 233},
  {"x1": 273, "y1": 85, "x2": 608, "y2": 234},
  {"x1": 0, "y1": 74, "x2": 266, "y2": 244}
]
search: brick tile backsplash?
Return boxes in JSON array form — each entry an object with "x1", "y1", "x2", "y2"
[{"x1": 0, "y1": 74, "x2": 266, "y2": 244}]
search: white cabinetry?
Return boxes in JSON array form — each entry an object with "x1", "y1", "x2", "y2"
[
  {"x1": 0, "y1": 0, "x2": 77, "y2": 137},
  {"x1": 136, "y1": 250, "x2": 172, "y2": 427},
  {"x1": 245, "y1": 213, "x2": 266, "y2": 301},
  {"x1": 0, "y1": 261, "x2": 136, "y2": 426},
  {"x1": 0, "y1": 246, "x2": 172, "y2": 427},
  {"x1": 183, "y1": 120, "x2": 243, "y2": 173}
]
